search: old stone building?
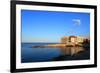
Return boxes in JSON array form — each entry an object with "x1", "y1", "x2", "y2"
[{"x1": 61, "y1": 36, "x2": 84, "y2": 44}]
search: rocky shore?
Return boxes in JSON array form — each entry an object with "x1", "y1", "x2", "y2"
[{"x1": 32, "y1": 43, "x2": 89, "y2": 48}]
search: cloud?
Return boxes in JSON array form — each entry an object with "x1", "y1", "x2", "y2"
[{"x1": 72, "y1": 19, "x2": 81, "y2": 25}]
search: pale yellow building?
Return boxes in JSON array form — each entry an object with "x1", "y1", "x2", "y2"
[
  {"x1": 61, "y1": 36, "x2": 69, "y2": 44},
  {"x1": 76, "y1": 36, "x2": 84, "y2": 43},
  {"x1": 61, "y1": 36, "x2": 84, "y2": 44}
]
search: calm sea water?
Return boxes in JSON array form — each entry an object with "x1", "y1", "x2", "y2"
[{"x1": 21, "y1": 43, "x2": 90, "y2": 63}]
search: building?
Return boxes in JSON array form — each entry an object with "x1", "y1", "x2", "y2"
[
  {"x1": 61, "y1": 36, "x2": 69, "y2": 44},
  {"x1": 76, "y1": 36, "x2": 84, "y2": 43},
  {"x1": 61, "y1": 36, "x2": 84, "y2": 45}
]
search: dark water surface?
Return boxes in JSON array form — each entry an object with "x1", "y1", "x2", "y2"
[{"x1": 21, "y1": 43, "x2": 90, "y2": 63}]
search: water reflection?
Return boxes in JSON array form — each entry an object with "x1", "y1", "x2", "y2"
[
  {"x1": 59, "y1": 47, "x2": 85, "y2": 56},
  {"x1": 52, "y1": 46, "x2": 90, "y2": 61},
  {"x1": 22, "y1": 43, "x2": 90, "y2": 63}
]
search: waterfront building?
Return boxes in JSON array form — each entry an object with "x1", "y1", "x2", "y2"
[{"x1": 61, "y1": 36, "x2": 84, "y2": 45}]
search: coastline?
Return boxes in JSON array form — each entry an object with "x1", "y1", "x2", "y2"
[{"x1": 32, "y1": 43, "x2": 89, "y2": 48}]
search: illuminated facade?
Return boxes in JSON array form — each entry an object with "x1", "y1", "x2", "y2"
[{"x1": 61, "y1": 36, "x2": 84, "y2": 44}]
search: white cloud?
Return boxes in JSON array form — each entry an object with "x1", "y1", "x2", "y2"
[{"x1": 72, "y1": 19, "x2": 81, "y2": 25}]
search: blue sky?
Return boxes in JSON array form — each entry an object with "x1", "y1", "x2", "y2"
[{"x1": 21, "y1": 10, "x2": 90, "y2": 43}]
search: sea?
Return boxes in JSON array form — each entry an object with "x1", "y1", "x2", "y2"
[{"x1": 21, "y1": 43, "x2": 90, "y2": 63}]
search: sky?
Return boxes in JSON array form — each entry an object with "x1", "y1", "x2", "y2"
[{"x1": 21, "y1": 10, "x2": 90, "y2": 43}]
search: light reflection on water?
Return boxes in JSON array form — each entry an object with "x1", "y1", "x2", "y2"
[
  {"x1": 59, "y1": 47, "x2": 84, "y2": 56},
  {"x1": 21, "y1": 43, "x2": 89, "y2": 63}
]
